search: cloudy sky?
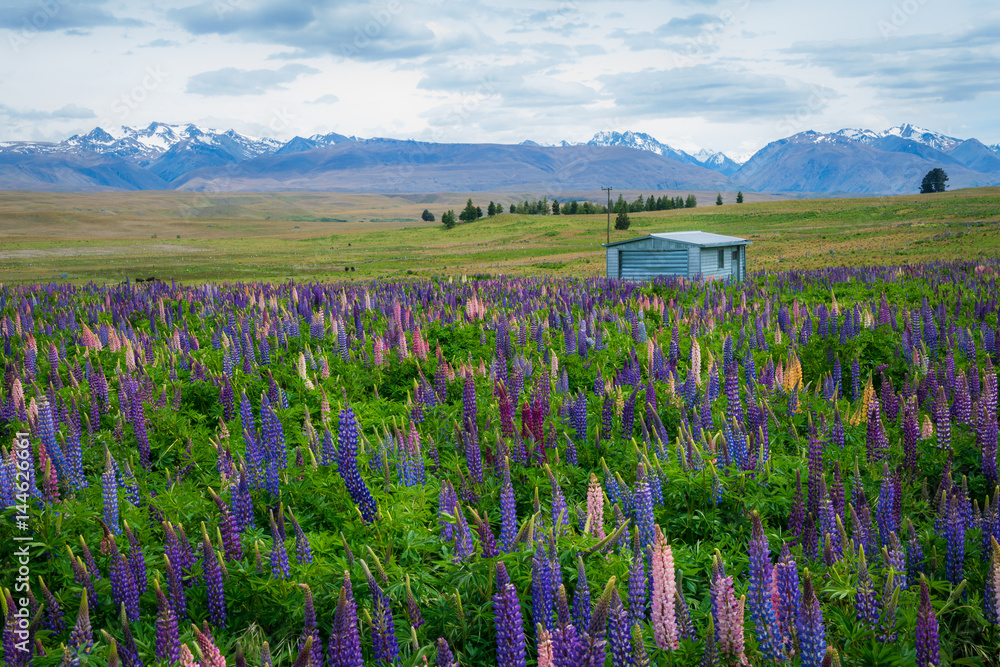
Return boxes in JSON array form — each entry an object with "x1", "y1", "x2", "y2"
[{"x1": 1, "y1": 0, "x2": 997, "y2": 156}]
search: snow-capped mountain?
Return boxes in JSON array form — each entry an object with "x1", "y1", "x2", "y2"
[
  {"x1": 1, "y1": 121, "x2": 997, "y2": 194},
  {"x1": 834, "y1": 123, "x2": 961, "y2": 152},
  {"x1": 586, "y1": 131, "x2": 745, "y2": 176},
  {"x1": 9, "y1": 122, "x2": 284, "y2": 167}
]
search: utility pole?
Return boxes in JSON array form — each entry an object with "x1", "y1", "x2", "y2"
[{"x1": 602, "y1": 186, "x2": 613, "y2": 245}]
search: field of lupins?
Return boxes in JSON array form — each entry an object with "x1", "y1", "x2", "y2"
[{"x1": 2, "y1": 261, "x2": 1000, "y2": 667}]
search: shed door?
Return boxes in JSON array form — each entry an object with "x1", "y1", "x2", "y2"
[
  {"x1": 619, "y1": 250, "x2": 687, "y2": 280},
  {"x1": 731, "y1": 248, "x2": 740, "y2": 280}
]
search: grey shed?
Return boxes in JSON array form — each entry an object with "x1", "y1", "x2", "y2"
[{"x1": 603, "y1": 231, "x2": 751, "y2": 281}]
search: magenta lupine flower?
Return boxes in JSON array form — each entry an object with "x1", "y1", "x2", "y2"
[
  {"x1": 650, "y1": 526, "x2": 678, "y2": 650},
  {"x1": 328, "y1": 572, "x2": 364, "y2": 667},
  {"x1": 494, "y1": 562, "x2": 528, "y2": 667},
  {"x1": 192, "y1": 623, "x2": 227, "y2": 667},
  {"x1": 153, "y1": 579, "x2": 181, "y2": 664},
  {"x1": 268, "y1": 510, "x2": 290, "y2": 579},
  {"x1": 200, "y1": 523, "x2": 226, "y2": 628},
  {"x1": 796, "y1": 571, "x2": 826, "y2": 667},
  {"x1": 297, "y1": 584, "x2": 324, "y2": 667},
  {"x1": 915, "y1": 576, "x2": 941, "y2": 667},
  {"x1": 711, "y1": 566, "x2": 746, "y2": 665}
]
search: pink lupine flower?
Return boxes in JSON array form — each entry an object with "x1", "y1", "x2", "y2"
[{"x1": 651, "y1": 526, "x2": 678, "y2": 650}]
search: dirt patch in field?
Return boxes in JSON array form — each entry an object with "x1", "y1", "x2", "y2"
[{"x1": 0, "y1": 243, "x2": 206, "y2": 259}]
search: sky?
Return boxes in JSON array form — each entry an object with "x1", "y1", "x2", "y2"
[{"x1": 1, "y1": 0, "x2": 998, "y2": 157}]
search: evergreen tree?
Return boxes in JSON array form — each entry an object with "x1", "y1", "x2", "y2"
[
  {"x1": 441, "y1": 210, "x2": 457, "y2": 229},
  {"x1": 569, "y1": 200, "x2": 579, "y2": 214},
  {"x1": 487, "y1": 201, "x2": 497, "y2": 217},
  {"x1": 615, "y1": 207, "x2": 630, "y2": 230},
  {"x1": 421, "y1": 209, "x2": 435, "y2": 222},
  {"x1": 920, "y1": 168, "x2": 949, "y2": 193},
  {"x1": 716, "y1": 193, "x2": 724, "y2": 206},
  {"x1": 685, "y1": 194, "x2": 697, "y2": 208},
  {"x1": 509, "y1": 203, "x2": 516, "y2": 214},
  {"x1": 476, "y1": 206, "x2": 483, "y2": 219},
  {"x1": 459, "y1": 198, "x2": 479, "y2": 222},
  {"x1": 552, "y1": 200, "x2": 560, "y2": 215},
  {"x1": 736, "y1": 191, "x2": 744, "y2": 204}
]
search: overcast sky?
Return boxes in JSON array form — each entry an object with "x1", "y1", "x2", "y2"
[{"x1": 2, "y1": 0, "x2": 997, "y2": 156}]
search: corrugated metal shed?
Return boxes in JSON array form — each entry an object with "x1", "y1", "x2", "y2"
[{"x1": 603, "y1": 230, "x2": 751, "y2": 282}]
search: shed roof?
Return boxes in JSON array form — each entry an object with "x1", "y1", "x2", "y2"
[{"x1": 603, "y1": 231, "x2": 750, "y2": 248}]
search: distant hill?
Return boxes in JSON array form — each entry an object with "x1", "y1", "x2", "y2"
[{"x1": 0, "y1": 121, "x2": 996, "y2": 195}]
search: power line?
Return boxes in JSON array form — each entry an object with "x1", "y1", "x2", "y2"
[{"x1": 601, "y1": 186, "x2": 613, "y2": 245}]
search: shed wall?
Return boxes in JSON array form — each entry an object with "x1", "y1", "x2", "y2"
[{"x1": 700, "y1": 246, "x2": 740, "y2": 281}]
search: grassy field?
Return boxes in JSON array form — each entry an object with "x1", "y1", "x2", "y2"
[{"x1": 0, "y1": 187, "x2": 998, "y2": 282}]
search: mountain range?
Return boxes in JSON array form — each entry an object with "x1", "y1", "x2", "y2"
[{"x1": 1, "y1": 122, "x2": 997, "y2": 195}]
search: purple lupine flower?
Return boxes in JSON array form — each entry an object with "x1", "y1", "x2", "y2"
[
  {"x1": 297, "y1": 584, "x2": 324, "y2": 667},
  {"x1": 627, "y1": 541, "x2": 647, "y2": 628},
  {"x1": 153, "y1": 579, "x2": 181, "y2": 664},
  {"x1": 439, "y1": 479, "x2": 459, "y2": 542},
  {"x1": 200, "y1": 523, "x2": 226, "y2": 628},
  {"x1": 452, "y1": 503, "x2": 475, "y2": 562},
  {"x1": 208, "y1": 487, "x2": 243, "y2": 561},
  {"x1": 633, "y1": 465, "x2": 655, "y2": 556},
  {"x1": 338, "y1": 405, "x2": 378, "y2": 523},
  {"x1": 945, "y1": 492, "x2": 966, "y2": 585},
  {"x1": 494, "y1": 562, "x2": 527, "y2": 667},
  {"x1": 470, "y1": 508, "x2": 499, "y2": 558},
  {"x1": 164, "y1": 554, "x2": 187, "y2": 622},
  {"x1": 572, "y1": 556, "x2": 591, "y2": 632},
  {"x1": 404, "y1": 574, "x2": 424, "y2": 629},
  {"x1": 532, "y1": 543, "x2": 556, "y2": 632},
  {"x1": 551, "y1": 624, "x2": 586, "y2": 667},
  {"x1": 747, "y1": 512, "x2": 779, "y2": 660},
  {"x1": 674, "y1": 586, "x2": 695, "y2": 641},
  {"x1": 66, "y1": 547, "x2": 97, "y2": 605},
  {"x1": 66, "y1": 590, "x2": 93, "y2": 661},
  {"x1": 102, "y1": 453, "x2": 121, "y2": 535},
  {"x1": 607, "y1": 587, "x2": 631, "y2": 667},
  {"x1": 362, "y1": 560, "x2": 399, "y2": 665},
  {"x1": 915, "y1": 576, "x2": 941, "y2": 667},
  {"x1": 231, "y1": 467, "x2": 255, "y2": 531},
  {"x1": 38, "y1": 577, "x2": 65, "y2": 634},
  {"x1": 547, "y1": 465, "x2": 569, "y2": 527},
  {"x1": 123, "y1": 521, "x2": 147, "y2": 597},
  {"x1": 796, "y1": 571, "x2": 826, "y2": 667},
  {"x1": 854, "y1": 546, "x2": 879, "y2": 628},
  {"x1": 288, "y1": 510, "x2": 313, "y2": 564},
  {"x1": 876, "y1": 571, "x2": 900, "y2": 643},
  {"x1": 328, "y1": 572, "x2": 364, "y2": 667},
  {"x1": 268, "y1": 510, "x2": 290, "y2": 579},
  {"x1": 117, "y1": 601, "x2": 143, "y2": 667},
  {"x1": 934, "y1": 386, "x2": 952, "y2": 450},
  {"x1": 436, "y1": 638, "x2": 456, "y2": 667},
  {"x1": 500, "y1": 459, "x2": 518, "y2": 553},
  {"x1": 110, "y1": 551, "x2": 140, "y2": 623}
]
